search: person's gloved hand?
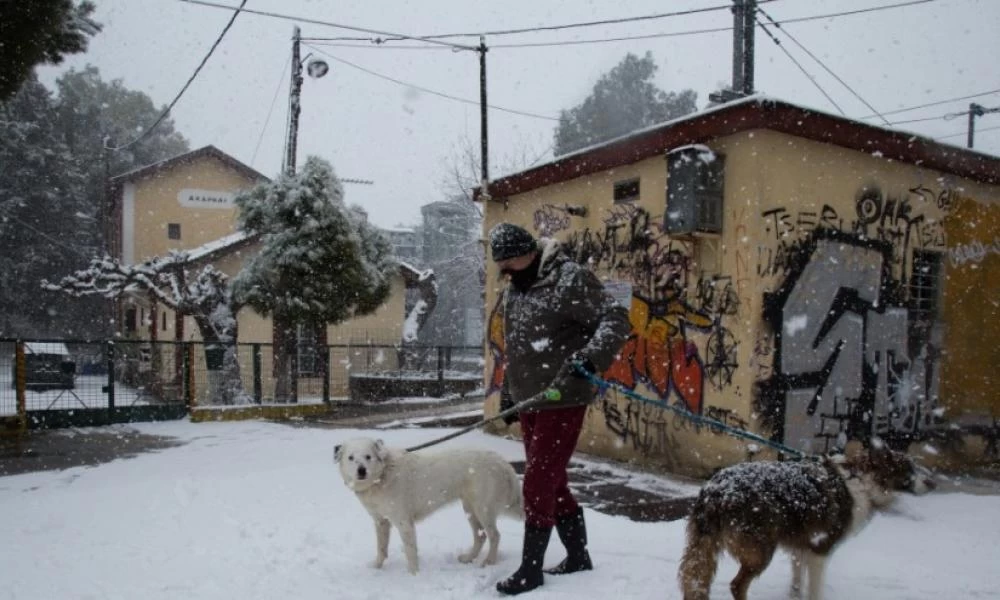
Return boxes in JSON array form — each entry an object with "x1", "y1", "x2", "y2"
[
  {"x1": 499, "y1": 390, "x2": 520, "y2": 425},
  {"x1": 567, "y1": 352, "x2": 596, "y2": 379}
]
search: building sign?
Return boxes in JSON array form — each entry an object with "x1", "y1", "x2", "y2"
[{"x1": 178, "y1": 188, "x2": 235, "y2": 209}]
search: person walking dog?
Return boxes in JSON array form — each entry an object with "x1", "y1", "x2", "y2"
[{"x1": 489, "y1": 222, "x2": 630, "y2": 596}]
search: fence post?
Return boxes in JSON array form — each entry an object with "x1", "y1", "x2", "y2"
[
  {"x1": 14, "y1": 340, "x2": 26, "y2": 430},
  {"x1": 183, "y1": 342, "x2": 195, "y2": 409},
  {"x1": 437, "y1": 346, "x2": 445, "y2": 397},
  {"x1": 290, "y1": 341, "x2": 299, "y2": 404},
  {"x1": 106, "y1": 340, "x2": 116, "y2": 413},
  {"x1": 252, "y1": 344, "x2": 262, "y2": 404},
  {"x1": 322, "y1": 345, "x2": 331, "y2": 404}
]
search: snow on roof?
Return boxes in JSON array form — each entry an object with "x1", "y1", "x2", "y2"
[
  {"x1": 24, "y1": 342, "x2": 71, "y2": 356},
  {"x1": 185, "y1": 230, "x2": 257, "y2": 263}
]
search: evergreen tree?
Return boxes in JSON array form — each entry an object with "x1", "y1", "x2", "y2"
[
  {"x1": 554, "y1": 52, "x2": 698, "y2": 156},
  {"x1": 233, "y1": 156, "x2": 395, "y2": 400},
  {"x1": 0, "y1": 78, "x2": 91, "y2": 337},
  {"x1": 0, "y1": 1, "x2": 101, "y2": 100},
  {"x1": 0, "y1": 68, "x2": 190, "y2": 338}
]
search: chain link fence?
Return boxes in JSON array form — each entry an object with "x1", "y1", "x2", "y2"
[{"x1": 1, "y1": 338, "x2": 485, "y2": 428}]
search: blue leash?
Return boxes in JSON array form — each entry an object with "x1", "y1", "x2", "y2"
[
  {"x1": 573, "y1": 365, "x2": 812, "y2": 460},
  {"x1": 406, "y1": 363, "x2": 811, "y2": 460}
]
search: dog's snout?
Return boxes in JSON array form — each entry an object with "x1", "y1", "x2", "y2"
[{"x1": 357, "y1": 465, "x2": 368, "y2": 479}]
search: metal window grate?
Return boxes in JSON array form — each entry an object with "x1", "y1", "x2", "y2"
[{"x1": 909, "y1": 250, "x2": 942, "y2": 324}]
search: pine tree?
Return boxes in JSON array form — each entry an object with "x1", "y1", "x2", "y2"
[
  {"x1": 553, "y1": 52, "x2": 698, "y2": 156},
  {"x1": 0, "y1": 1, "x2": 101, "y2": 100},
  {"x1": 0, "y1": 78, "x2": 92, "y2": 337},
  {"x1": 233, "y1": 156, "x2": 396, "y2": 401}
]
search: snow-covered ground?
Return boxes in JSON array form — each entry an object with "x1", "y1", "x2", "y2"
[{"x1": 1, "y1": 420, "x2": 998, "y2": 599}]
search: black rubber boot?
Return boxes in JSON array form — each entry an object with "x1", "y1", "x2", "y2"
[
  {"x1": 496, "y1": 525, "x2": 553, "y2": 596},
  {"x1": 544, "y1": 506, "x2": 593, "y2": 575}
]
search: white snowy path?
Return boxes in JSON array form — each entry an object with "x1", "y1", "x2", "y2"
[{"x1": 1, "y1": 420, "x2": 998, "y2": 599}]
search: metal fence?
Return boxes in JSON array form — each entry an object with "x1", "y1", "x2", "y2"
[{"x1": 1, "y1": 338, "x2": 484, "y2": 429}]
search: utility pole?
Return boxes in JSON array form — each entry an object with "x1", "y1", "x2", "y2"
[
  {"x1": 741, "y1": 0, "x2": 756, "y2": 96},
  {"x1": 731, "y1": 0, "x2": 745, "y2": 94},
  {"x1": 710, "y1": 0, "x2": 757, "y2": 104},
  {"x1": 285, "y1": 26, "x2": 303, "y2": 176},
  {"x1": 478, "y1": 36, "x2": 490, "y2": 199},
  {"x1": 966, "y1": 103, "x2": 1000, "y2": 149}
]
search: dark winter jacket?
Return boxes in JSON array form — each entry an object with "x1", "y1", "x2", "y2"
[{"x1": 499, "y1": 238, "x2": 630, "y2": 411}]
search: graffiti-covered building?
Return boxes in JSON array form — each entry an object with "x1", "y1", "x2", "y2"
[{"x1": 476, "y1": 97, "x2": 1000, "y2": 476}]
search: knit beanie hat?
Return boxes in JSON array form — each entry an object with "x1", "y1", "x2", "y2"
[{"x1": 489, "y1": 223, "x2": 537, "y2": 262}]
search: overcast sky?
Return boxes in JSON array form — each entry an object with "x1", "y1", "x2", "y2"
[{"x1": 37, "y1": 0, "x2": 1000, "y2": 228}]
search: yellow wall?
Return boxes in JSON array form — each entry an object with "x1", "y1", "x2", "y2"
[
  {"x1": 484, "y1": 128, "x2": 1000, "y2": 476},
  {"x1": 124, "y1": 156, "x2": 258, "y2": 264},
  {"x1": 939, "y1": 197, "x2": 1000, "y2": 416}
]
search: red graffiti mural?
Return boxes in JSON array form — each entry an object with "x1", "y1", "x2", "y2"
[
  {"x1": 604, "y1": 292, "x2": 713, "y2": 414},
  {"x1": 488, "y1": 286, "x2": 715, "y2": 414}
]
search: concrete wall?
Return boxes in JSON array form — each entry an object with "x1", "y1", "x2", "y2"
[{"x1": 483, "y1": 128, "x2": 1000, "y2": 476}]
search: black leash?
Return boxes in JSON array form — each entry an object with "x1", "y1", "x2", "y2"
[{"x1": 404, "y1": 389, "x2": 559, "y2": 452}]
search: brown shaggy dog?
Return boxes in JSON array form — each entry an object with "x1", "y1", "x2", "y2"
[{"x1": 678, "y1": 444, "x2": 933, "y2": 600}]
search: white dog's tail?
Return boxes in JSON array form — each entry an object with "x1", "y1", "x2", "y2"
[{"x1": 503, "y1": 465, "x2": 525, "y2": 520}]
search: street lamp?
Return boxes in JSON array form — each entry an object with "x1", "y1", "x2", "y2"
[{"x1": 284, "y1": 26, "x2": 328, "y2": 176}]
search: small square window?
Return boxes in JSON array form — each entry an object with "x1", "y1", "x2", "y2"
[
  {"x1": 167, "y1": 223, "x2": 181, "y2": 240},
  {"x1": 613, "y1": 178, "x2": 640, "y2": 203}
]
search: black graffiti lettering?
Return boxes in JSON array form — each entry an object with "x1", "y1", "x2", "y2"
[
  {"x1": 820, "y1": 204, "x2": 841, "y2": 230},
  {"x1": 704, "y1": 406, "x2": 750, "y2": 435},
  {"x1": 762, "y1": 207, "x2": 795, "y2": 240},
  {"x1": 602, "y1": 397, "x2": 670, "y2": 455},
  {"x1": 796, "y1": 211, "x2": 818, "y2": 233}
]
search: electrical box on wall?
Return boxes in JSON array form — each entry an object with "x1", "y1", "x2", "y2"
[{"x1": 664, "y1": 145, "x2": 725, "y2": 235}]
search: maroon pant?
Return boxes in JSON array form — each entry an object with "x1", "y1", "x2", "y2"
[{"x1": 519, "y1": 405, "x2": 588, "y2": 528}]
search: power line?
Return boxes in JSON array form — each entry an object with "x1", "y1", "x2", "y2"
[
  {"x1": 5, "y1": 216, "x2": 94, "y2": 261},
  {"x1": 499, "y1": 0, "x2": 938, "y2": 48},
  {"x1": 301, "y1": 0, "x2": 937, "y2": 50},
  {"x1": 885, "y1": 108, "x2": 981, "y2": 127},
  {"x1": 304, "y1": 45, "x2": 560, "y2": 121},
  {"x1": 758, "y1": 7, "x2": 890, "y2": 125},
  {"x1": 176, "y1": 0, "x2": 476, "y2": 51},
  {"x1": 107, "y1": 0, "x2": 247, "y2": 152},
  {"x1": 756, "y1": 17, "x2": 845, "y2": 115},
  {"x1": 303, "y1": 0, "x2": 783, "y2": 42},
  {"x1": 860, "y1": 88, "x2": 1000, "y2": 120},
  {"x1": 251, "y1": 49, "x2": 291, "y2": 168},
  {"x1": 938, "y1": 124, "x2": 1000, "y2": 140}
]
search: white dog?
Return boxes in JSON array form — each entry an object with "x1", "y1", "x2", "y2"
[{"x1": 334, "y1": 437, "x2": 523, "y2": 574}]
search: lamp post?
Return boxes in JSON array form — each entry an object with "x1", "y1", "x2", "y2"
[{"x1": 283, "y1": 25, "x2": 329, "y2": 176}]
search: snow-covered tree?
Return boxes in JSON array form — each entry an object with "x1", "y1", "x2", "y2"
[
  {"x1": 233, "y1": 156, "x2": 396, "y2": 401},
  {"x1": 0, "y1": 1, "x2": 101, "y2": 100},
  {"x1": 0, "y1": 77, "x2": 95, "y2": 337},
  {"x1": 45, "y1": 253, "x2": 251, "y2": 405},
  {"x1": 0, "y1": 68, "x2": 190, "y2": 338}
]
